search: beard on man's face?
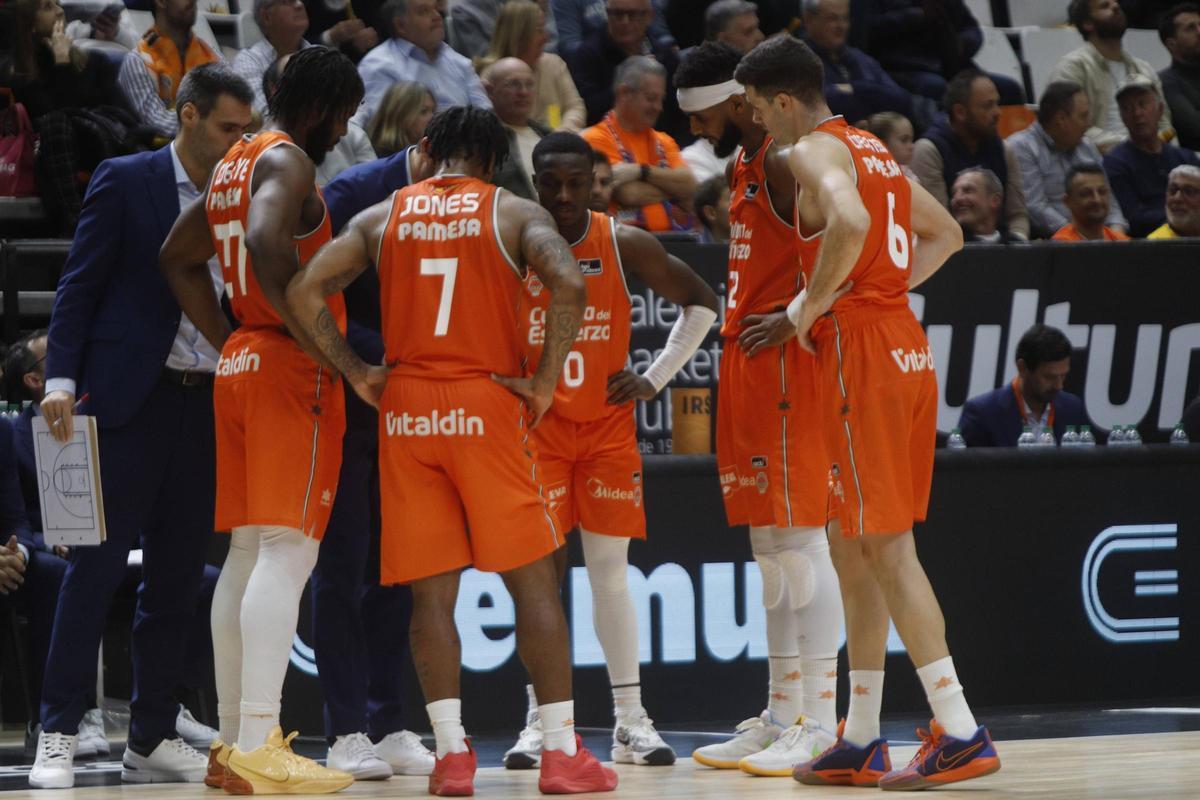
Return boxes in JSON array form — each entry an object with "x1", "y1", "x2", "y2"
[{"x1": 713, "y1": 121, "x2": 742, "y2": 158}]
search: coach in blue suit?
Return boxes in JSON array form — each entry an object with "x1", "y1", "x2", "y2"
[
  {"x1": 30, "y1": 66, "x2": 254, "y2": 789},
  {"x1": 959, "y1": 324, "x2": 1088, "y2": 447}
]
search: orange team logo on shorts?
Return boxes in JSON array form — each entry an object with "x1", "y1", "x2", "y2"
[
  {"x1": 853, "y1": 684, "x2": 871, "y2": 696},
  {"x1": 934, "y1": 676, "x2": 956, "y2": 690}
]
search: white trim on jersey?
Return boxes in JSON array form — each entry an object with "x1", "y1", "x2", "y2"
[
  {"x1": 492, "y1": 187, "x2": 526, "y2": 280},
  {"x1": 608, "y1": 217, "x2": 634, "y2": 302},
  {"x1": 831, "y1": 314, "x2": 865, "y2": 536}
]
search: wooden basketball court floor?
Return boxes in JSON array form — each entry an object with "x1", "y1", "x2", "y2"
[{"x1": 0, "y1": 717, "x2": 1196, "y2": 799}]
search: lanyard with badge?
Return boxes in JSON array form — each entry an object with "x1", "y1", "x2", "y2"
[
  {"x1": 1012, "y1": 377, "x2": 1054, "y2": 428},
  {"x1": 602, "y1": 112, "x2": 687, "y2": 231}
]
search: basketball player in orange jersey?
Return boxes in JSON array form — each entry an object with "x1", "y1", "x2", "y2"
[
  {"x1": 159, "y1": 47, "x2": 364, "y2": 795},
  {"x1": 498, "y1": 132, "x2": 718, "y2": 771},
  {"x1": 286, "y1": 107, "x2": 619, "y2": 797},
  {"x1": 674, "y1": 42, "x2": 847, "y2": 777},
  {"x1": 734, "y1": 37, "x2": 1001, "y2": 790}
]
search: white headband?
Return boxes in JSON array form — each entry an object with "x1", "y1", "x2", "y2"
[{"x1": 677, "y1": 79, "x2": 745, "y2": 113}]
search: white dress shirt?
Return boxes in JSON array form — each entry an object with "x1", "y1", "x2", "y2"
[{"x1": 351, "y1": 37, "x2": 491, "y2": 129}]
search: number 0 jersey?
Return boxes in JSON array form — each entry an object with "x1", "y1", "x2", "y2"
[
  {"x1": 205, "y1": 131, "x2": 345, "y2": 331},
  {"x1": 520, "y1": 211, "x2": 632, "y2": 422},
  {"x1": 795, "y1": 117, "x2": 913, "y2": 324},
  {"x1": 723, "y1": 137, "x2": 801, "y2": 337},
  {"x1": 378, "y1": 176, "x2": 526, "y2": 381}
]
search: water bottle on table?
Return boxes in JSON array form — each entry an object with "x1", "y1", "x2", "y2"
[
  {"x1": 1017, "y1": 426, "x2": 1036, "y2": 448},
  {"x1": 1170, "y1": 423, "x2": 1190, "y2": 445},
  {"x1": 947, "y1": 428, "x2": 966, "y2": 449}
]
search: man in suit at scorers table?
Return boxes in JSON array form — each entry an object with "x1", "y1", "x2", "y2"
[{"x1": 28, "y1": 64, "x2": 255, "y2": 789}]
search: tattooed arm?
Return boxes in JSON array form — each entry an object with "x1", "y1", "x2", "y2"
[
  {"x1": 491, "y1": 190, "x2": 585, "y2": 427},
  {"x1": 286, "y1": 200, "x2": 392, "y2": 407}
]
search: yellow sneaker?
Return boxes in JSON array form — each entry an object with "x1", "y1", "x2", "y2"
[
  {"x1": 205, "y1": 739, "x2": 230, "y2": 788},
  {"x1": 224, "y1": 727, "x2": 353, "y2": 795}
]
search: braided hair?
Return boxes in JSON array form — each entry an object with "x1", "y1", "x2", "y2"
[
  {"x1": 268, "y1": 46, "x2": 364, "y2": 131},
  {"x1": 424, "y1": 106, "x2": 510, "y2": 173}
]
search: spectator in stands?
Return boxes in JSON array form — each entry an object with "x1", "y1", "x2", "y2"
[
  {"x1": 116, "y1": 0, "x2": 221, "y2": 139},
  {"x1": 365, "y1": 81, "x2": 435, "y2": 156},
  {"x1": 862, "y1": 0, "x2": 1024, "y2": 110},
  {"x1": 693, "y1": 174, "x2": 730, "y2": 242},
  {"x1": 911, "y1": 69, "x2": 1030, "y2": 238},
  {"x1": 959, "y1": 324, "x2": 1088, "y2": 447},
  {"x1": 1051, "y1": 0, "x2": 1173, "y2": 153},
  {"x1": 1148, "y1": 163, "x2": 1200, "y2": 235},
  {"x1": 64, "y1": 3, "x2": 140, "y2": 50},
  {"x1": 1159, "y1": 3, "x2": 1200, "y2": 151},
  {"x1": 553, "y1": 0, "x2": 673, "y2": 58},
  {"x1": 704, "y1": 0, "x2": 765, "y2": 52},
  {"x1": 483, "y1": 57, "x2": 551, "y2": 198},
  {"x1": 568, "y1": 0, "x2": 683, "y2": 137},
  {"x1": 590, "y1": 148, "x2": 615, "y2": 210},
  {"x1": 1104, "y1": 75, "x2": 1200, "y2": 235},
  {"x1": 477, "y1": 0, "x2": 585, "y2": 130},
  {"x1": 1008, "y1": 81, "x2": 1127, "y2": 238},
  {"x1": 668, "y1": 0, "x2": 796, "y2": 49},
  {"x1": 801, "y1": 0, "x2": 913, "y2": 127},
  {"x1": 302, "y1": 1, "x2": 380, "y2": 63},
  {"x1": 1053, "y1": 163, "x2": 1132, "y2": 239},
  {"x1": 581, "y1": 55, "x2": 695, "y2": 231},
  {"x1": 452, "y1": 0, "x2": 559, "y2": 59},
  {"x1": 29, "y1": 64, "x2": 252, "y2": 790},
  {"x1": 1122, "y1": 0, "x2": 1180, "y2": 28},
  {"x1": 352, "y1": 0, "x2": 489, "y2": 129},
  {"x1": 3, "y1": 0, "x2": 122, "y2": 234},
  {"x1": 950, "y1": 167, "x2": 1022, "y2": 243},
  {"x1": 865, "y1": 111, "x2": 917, "y2": 178},
  {"x1": 233, "y1": 0, "x2": 312, "y2": 115}
]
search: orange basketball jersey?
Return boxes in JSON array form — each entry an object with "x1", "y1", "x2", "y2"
[
  {"x1": 206, "y1": 130, "x2": 346, "y2": 330},
  {"x1": 377, "y1": 176, "x2": 526, "y2": 380},
  {"x1": 723, "y1": 137, "x2": 801, "y2": 336},
  {"x1": 520, "y1": 211, "x2": 632, "y2": 421},
  {"x1": 796, "y1": 117, "x2": 912, "y2": 325}
]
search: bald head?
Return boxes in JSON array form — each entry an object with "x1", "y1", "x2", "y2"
[{"x1": 484, "y1": 57, "x2": 536, "y2": 126}]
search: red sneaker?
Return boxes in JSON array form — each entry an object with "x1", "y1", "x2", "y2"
[
  {"x1": 429, "y1": 742, "x2": 476, "y2": 797},
  {"x1": 538, "y1": 735, "x2": 618, "y2": 794}
]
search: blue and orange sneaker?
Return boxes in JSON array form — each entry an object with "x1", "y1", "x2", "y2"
[
  {"x1": 792, "y1": 719, "x2": 891, "y2": 787},
  {"x1": 878, "y1": 720, "x2": 1000, "y2": 791}
]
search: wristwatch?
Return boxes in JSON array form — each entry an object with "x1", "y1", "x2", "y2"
[{"x1": 640, "y1": 164, "x2": 651, "y2": 182}]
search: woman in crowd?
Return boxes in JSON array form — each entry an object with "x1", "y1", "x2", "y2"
[
  {"x1": 865, "y1": 110, "x2": 917, "y2": 180},
  {"x1": 478, "y1": 0, "x2": 585, "y2": 131},
  {"x1": 366, "y1": 81, "x2": 436, "y2": 158}
]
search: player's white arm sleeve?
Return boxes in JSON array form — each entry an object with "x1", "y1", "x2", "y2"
[
  {"x1": 785, "y1": 289, "x2": 808, "y2": 329},
  {"x1": 641, "y1": 305, "x2": 718, "y2": 393}
]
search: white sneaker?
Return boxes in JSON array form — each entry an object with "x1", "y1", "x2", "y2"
[
  {"x1": 75, "y1": 708, "x2": 110, "y2": 759},
  {"x1": 326, "y1": 732, "x2": 393, "y2": 780},
  {"x1": 738, "y1": 717, "x2": 837, "y2": 776},
  {"x1": 613, "y1": 713, "x2": 676, "y2": 766},
  {"x1": 692, "y1": 710, "x2": 785, "y2": 769},
  {"x1": 121, "y1": 737, "x2": 208, "y2": 783},
  {"x1": 29, "y1": 731, "x2": 76, "y2": 789},
  {"x1": 373, "y1": 730, "x2": 434, "y2": 776},
  {"x1": 175, "y1": 705, "x2": 217, "y2": 750},
  {"x1": 503, "y1": 709, "x2": 543, "y2": 769}
]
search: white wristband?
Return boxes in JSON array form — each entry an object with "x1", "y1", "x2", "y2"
[
  {"x1": 641, "y1": 304, "x2": 718, "y2": 393},
  {"x1": 785, "y1": 288, "x2": 808, "y2": 329}
]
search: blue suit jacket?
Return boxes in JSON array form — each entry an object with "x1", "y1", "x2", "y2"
[
  {"x1": 45, "y1": 146, "x2": 185, "y2": 430},
  {"x1": 959, "y1": 386, "x2": 1087, "y2": 447},
  {"x1": 12, "y1": 406, "x2": 43, "y2": 541},
  {"x1": 0, "y1": 416, "x2": 36, "y2": 553}
]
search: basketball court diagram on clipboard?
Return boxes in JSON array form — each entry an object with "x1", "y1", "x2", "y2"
[{"x1": 32, "y1": 415, "x2": 106, "y2": 546}]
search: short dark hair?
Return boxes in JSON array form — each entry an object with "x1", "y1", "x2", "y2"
[
  {"x1": 532, "y1": 131, "x2": 593, "y2": 170},
  {"x1": 175, "y1": 62, "x2": 254, "y2": 121},
  {"x1": 591, "y1": 148, "x2": 612, "y2": 167},
  {"x1": 425, "y1": 106, "x2": 509, "y2": 171},
  {"x1": 268, "y1": 46, "x2": 364, "y2": 130},
  {"x1": 705, "y1": 0, "x2": 756, "y2": 40},
  {"x1": 1037, "y1": 81, "x2": 1085, "y2": 126},
  {"x1": 1064, "y1": 162, "x2": 1106, "y2": 192},
  {"x1": 1016, "y1": 324, "x2": 1072, "y2": 371},
  {"x1": 943, "y1": 67, "x2": 989, "y2": 115},
  {"x1": 734, "y1": 36, "x2": 824, "y2": 104},
  {"x1": 3, "y1": 328, "x2": 47, "y2": 401},
  {"x1": 1159, "y1": 2, "x2": 1200, "y2": 44},
  {"x1": 693, "y1": 175, "x2": 727, "y2": 231},
  {"x1": 1068, "y1": 0, "x2": 1092, "y2": 35},
  {"x1": 381, "y1": 0, "x2": 410, "y2": 28},
  {"x1": 675, "y1": 40, "x2": 743, "y2": 90}
]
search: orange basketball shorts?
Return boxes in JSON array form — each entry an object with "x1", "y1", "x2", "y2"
[
  {"x1": 531, "y1": 405, "x2": 646, "y2": 539},
  {"x1": 815, "y1": 305, "x2": 936, "y2": 537},
  {"x1": 716, "y1": 336, "x2": 830, "y2": 529},
  {"x1": 214, "y1": 327, "x2": 345, "y2": 539},
  {"x1": 377, "y1": 376, "x2": 563, "y2": 584}
]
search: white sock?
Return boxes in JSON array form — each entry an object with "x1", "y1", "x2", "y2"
[
  {"x1": 768, "y1": 655, "x2": 804, "y2": 726},
  {"x1": 843, "y1": 670, "x2": 884, "y2": 747},
  {"x1": 581, "y1": 530, "x2": 640, "y2": 689},
  {"x1": 212, "y1": 526, "x2": 259, "y2": 747},
  {"x1": 525, "y1": 684, "x2": 538, "y2": 716},
  {"x1": 612, "y1": 684, "x2": 643, "y2": 724},
  {"x1": 916, "y1": 657, "x2": 978, "y2": 740},
  {"x1": 801, "y1": 658, "x2": 838, "y2": 732},
  {"x1": 236, "y1": 526, "x2": 320, "y2": 751},
  {"x1": 539, "y1": 700, "x2": 577, "y2": 756},
  {"x1": 427, "y1": 698, "x2": 468, "y2": 757}
]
